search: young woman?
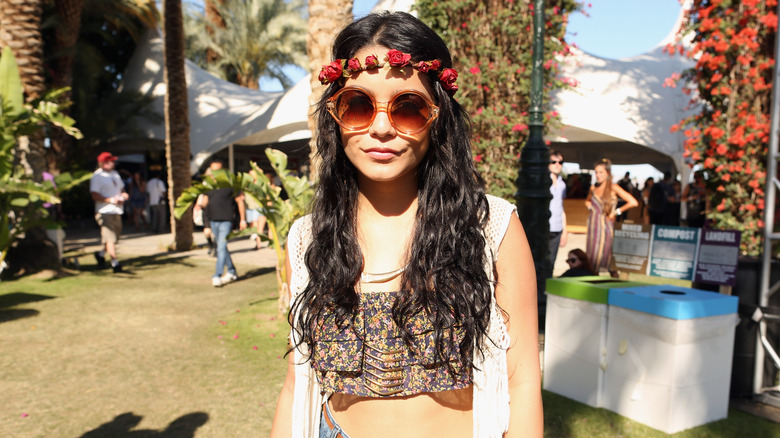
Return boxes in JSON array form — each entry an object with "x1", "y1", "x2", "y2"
[
  {"x1": 559, "y1": 248, "x2": 595, "y2": 277},
  {"x1": 271, "y1": 12, "x2": 542, "y2": 438},
  {"x1": 585, "y1": 158, "x2": 639, "y2": 275}
]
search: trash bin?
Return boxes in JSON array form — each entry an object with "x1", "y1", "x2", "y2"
[
  {"x1": 543, "y1": 276, "x2": 650, "y2": 407},
  {"x1": 604, "y1": 285, "x2": 739, "y2": 434}
]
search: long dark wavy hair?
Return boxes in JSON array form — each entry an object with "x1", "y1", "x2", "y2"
[{"x1": 291, "y1": 12, "x2": 493, "y2": 373}]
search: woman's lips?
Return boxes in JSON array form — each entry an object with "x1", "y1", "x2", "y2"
[{"x1": 364, "y1": 147, "x2": 399, "y2": 161}]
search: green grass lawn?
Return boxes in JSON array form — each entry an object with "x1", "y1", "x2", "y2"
[{"x1": 0, "y1": 249, "x2": 778, "y2": 437}]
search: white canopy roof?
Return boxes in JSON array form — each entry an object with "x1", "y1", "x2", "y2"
[
  {"x1": 119, "y1": 5, "x2": 693, "y2": 176},
  {"x1": 548, "y1": 5, "x2": 694, "y2": 175},
  {"x1": 119, "y1": 31, "x2": 312, "y2": 173}
]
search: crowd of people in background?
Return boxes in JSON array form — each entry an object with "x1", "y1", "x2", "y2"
[
  {"x1": 89, "y1": 149, "x2": 294, "y2": 281},
  {"x1": 549, "y1": 158, "x2": 710, "y2": 278}
]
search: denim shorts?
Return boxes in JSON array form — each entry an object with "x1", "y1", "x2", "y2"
[{"x1": 320, "y1": 399, "x2": 351, "y2": 438}]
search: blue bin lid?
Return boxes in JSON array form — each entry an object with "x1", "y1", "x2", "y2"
[{"x1": 607, "y1": 285, "x2": 738, "y2": 319}]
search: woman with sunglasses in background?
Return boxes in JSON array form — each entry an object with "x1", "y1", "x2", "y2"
[
  {"x1": 559, "y1": 248, "x2": 595, "y2": 278},
  {"x1": 271, "y1": 11, "x2": 542, "y2": 438}
]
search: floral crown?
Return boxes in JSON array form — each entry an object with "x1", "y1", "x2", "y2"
[{"x1": 318, "y1": 49, "x2": 459, "y2": 95}]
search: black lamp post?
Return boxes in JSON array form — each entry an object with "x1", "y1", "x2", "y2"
[{"x1": 515, "y1": 0, "x2": 551, "y2": 320}]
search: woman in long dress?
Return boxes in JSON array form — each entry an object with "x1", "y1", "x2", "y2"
[
  {"x1": 585, "y1": 159, "x2": 638, "y2": 274},
  {"x1": 271, "y1": 11, "x2": 542, "y2": 438}
]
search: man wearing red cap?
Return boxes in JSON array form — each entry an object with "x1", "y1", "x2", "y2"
[{"x1": 90, "y1": 152, "x2": 129, "y2": 273}]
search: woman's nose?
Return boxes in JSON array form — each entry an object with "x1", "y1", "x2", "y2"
[{"x1": 368, "y1": 108, "x2": 396, "y2": 137}]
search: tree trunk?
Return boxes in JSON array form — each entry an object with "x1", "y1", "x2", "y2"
[
  {"x1": 306, "y1": 0, "x2": 353, "y2": 178},
  {"x1": 0, "y1": 0, "x2": 47, "y2": 181},
  {"x1": 47, "y1": 0, "x2": 84, "y2": 175},
  {"x1": 162, "y1": 0, "x2": 193, "y2": 250}
]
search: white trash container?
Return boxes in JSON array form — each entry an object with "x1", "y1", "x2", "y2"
[
  {"x1": 543, "y1": 276, "x2": 649, "y2": 408},
  {"x1": 604, "y1": 285, "x2": 739, "y2": 434}
]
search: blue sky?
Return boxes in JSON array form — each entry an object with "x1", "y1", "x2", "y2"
[{"x1": 261, "y1": 0, "x2": 682, "y2": 90}]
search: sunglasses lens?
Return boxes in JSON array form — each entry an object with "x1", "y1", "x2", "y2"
[
  {"x1": 334, "y1": 89, "x2": 374, "y2": 130},
  {"x1": 390, "y1": 93, "x2": 432, "y2": 133}
]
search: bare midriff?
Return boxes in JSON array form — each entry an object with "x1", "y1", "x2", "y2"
[{"x1": 329, "y1": 385, "x2": 473, "y2": 437}]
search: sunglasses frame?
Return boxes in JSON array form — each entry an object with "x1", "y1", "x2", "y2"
[
  {"x1": 566, "y1": 257, "x2": 579, "y2": 263},
  {"x1": 550, "y1": 160, "x2": 564, "y2": 165},
  {"x1": 326, "y1": 86, "x2": 440, "y2": 135}
]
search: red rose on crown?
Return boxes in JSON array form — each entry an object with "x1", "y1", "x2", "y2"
[
  {"x1": 430, "y1": 60, "x2": 441, "y2": 71},
  {"x1": 364, "y1": 55, "x2": 380, "y2": 69},
  {"x1": 416, "y1": 61, "x2": 433, "y2": 73},
  {"x1": 439, "y1": 68, "x2": 459, "y2": 94},
  {"x1": 346, "y1": 58, "x2": 362, "y2": 72},
  {"x1": 319, "y1": 61, "x2": 343, "y2": 84},
  {"x1": 387, "y1": 49, "x2": 411, "y2": 67}
]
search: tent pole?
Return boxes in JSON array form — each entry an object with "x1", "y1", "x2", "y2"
[
  {"x1": 228, "y1": 144, "x2": 235, "y2": 173},
  {"x1": 756, "y1": 1, "x2": 780, "y2": 397}
]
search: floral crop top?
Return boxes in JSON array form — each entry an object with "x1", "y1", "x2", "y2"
[{"x1": 311, "y1": 291, "x2": 471, "y2": 397}]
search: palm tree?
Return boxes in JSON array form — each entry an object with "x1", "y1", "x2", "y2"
[
  {"x1": 0, "y1": 0, "x2": 47, "y2": 180},
  {"x1": 305, "y1": 0, "x2": 353, "y2": 175},
  {"x1": 185, "y1": 0, "x2": 307, "y2": 89},
  {"x1": 46, "y1": 0, "x2": 159, "y2": 173},
  {"x1": 162, "y1": 0, "x2": 193, "y2": 251}
]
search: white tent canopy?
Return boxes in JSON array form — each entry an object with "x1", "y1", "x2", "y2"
[
  {"x1": 548, "y1": 5, "x2": 694, "y2": 176},
  {"x1": 119, "y1": 5, "x2": 692, "y2": 178},
  {"x1": 119, "y1": 31, "x2": 312, "y2": 174}
]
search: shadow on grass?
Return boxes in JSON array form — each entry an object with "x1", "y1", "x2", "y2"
[
  {"x1": 0, "y1": 292, "x2": 55, "y2": 308},
  {"x1": 0, "y1": 308, "x2": 40, "y2": 323},
  {"x1": 238, "y1": 266, "x2": 276, "y2": 281},
  {"x1": 35, "y1": 254, "x2": 200, "y2": 281},
  {"x1": 80, "y1": 411, "x2": 208, "y2": 438},
  {"x1": 0, "y1": 293, "x2": 52, "y2": 324}
]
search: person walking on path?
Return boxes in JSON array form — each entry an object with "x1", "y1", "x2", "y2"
[
  {"x1": 548, "y1": 150, "x2": 568, "y2": 275},
  {"x1": 585, "y1": 158, "x2": 638, "y2": 275},
  {"x1": 90, "y1": 152, "x2": 129, "y2": 273},
  {"x1": 146, "y1": 172, "x2": 167, "y2": 234},
  {"x1": 201, "y1": 158, "x2": 246, "y2": 287}
]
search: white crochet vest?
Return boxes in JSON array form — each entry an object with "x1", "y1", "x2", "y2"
[{"x1": 287, "y1": 194, "x2": 515, "y2": 438}]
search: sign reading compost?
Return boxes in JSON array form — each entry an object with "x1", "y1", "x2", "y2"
[{"x1": 649, "y1": 226, "x2": 700, "y2": 280}]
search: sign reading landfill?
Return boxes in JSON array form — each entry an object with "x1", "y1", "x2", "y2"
[{"x1": 694, "y1": 229, "x2": 741, "y2": 286}]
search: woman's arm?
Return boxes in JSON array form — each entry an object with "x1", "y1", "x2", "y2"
[
  {"x1": 496, "y1": 215, "x2": 544, "y2": 438},
  {"x1": 270, "y1": 247, "x2": 296, "y2": 437},
  {"x1": 612, "y1": 183, "x2": 639, "y2": 219}
]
